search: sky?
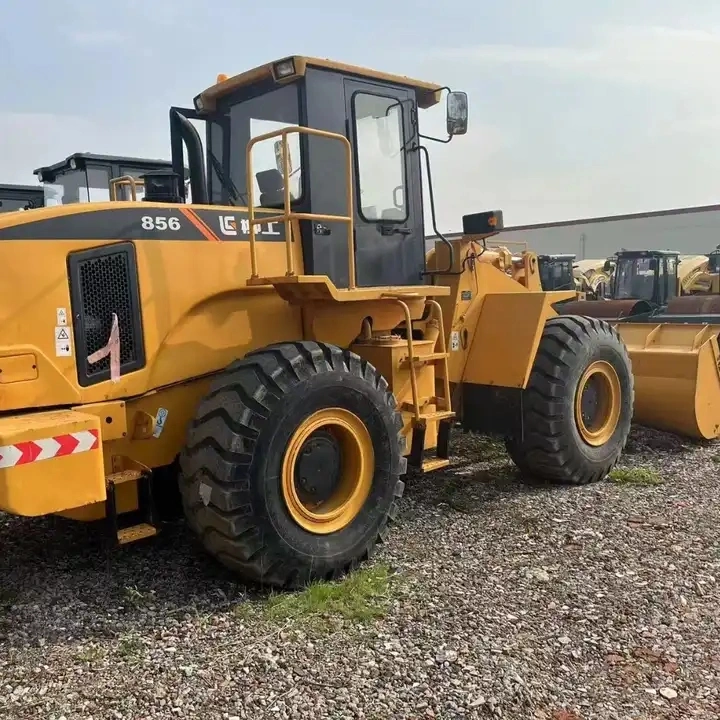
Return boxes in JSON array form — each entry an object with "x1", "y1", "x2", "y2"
[{"x1": 1, "y1": 0, "x2": 720, "y2": 230}]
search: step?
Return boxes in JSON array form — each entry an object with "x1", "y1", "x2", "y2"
[
  {"x1": 107, "y1": 469, "x2": 144, "y2": 486},
  {"x1": 400, "y1": 352, "x2": 449, "y2": 366},
  {"x1": 416, "y1": 410, "x2": 456, "y2": 423},
  {"x1": 117, "y1": 523, "x2": 159, "y2": 545},
  {"x1": 421, "y1": 458, "x2": 451, "y2": 473}
]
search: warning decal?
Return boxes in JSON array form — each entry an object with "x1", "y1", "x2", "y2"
[{"x1": 54, "y1": 325, "x2": 73, "y2": 357}]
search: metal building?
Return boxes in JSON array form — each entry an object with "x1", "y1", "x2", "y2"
[{"x1": 426, "y1": 204, "x2": 720, "y2": 259}]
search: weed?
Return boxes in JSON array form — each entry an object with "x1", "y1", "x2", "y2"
[
  {"x1": 609, "y1": 467, "x2": 663, "y2": 486},
  {"x1": 236, "y1": 564, "x2": 397, "y2": 626},
  {"x1": 117, "y1": 636, "x2": 143, "y2": 658}
]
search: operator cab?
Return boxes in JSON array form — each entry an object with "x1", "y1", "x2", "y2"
[
  {"x1": 170, "y1": 55, "x2": 469, "y2": 288},
  {"x1": 537, "y1": 254, "x2": 576, "y2": 291},
  {"x1": 611, "y1": 249, "x2": 679, "y2": 306},
  {"x1": 708, "y1": 247, "x2": 720, "y2": 274},
  {"x1": 0, "y1": 183, "x2": 44, "y2": 212},
  {"x1": 33, "y1": 153, "x2": 182, "y2": 206}
]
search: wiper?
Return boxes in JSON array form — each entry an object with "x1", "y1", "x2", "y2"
[{"x1": 209, "y1": 153, "x2": 245, "y2": 206}]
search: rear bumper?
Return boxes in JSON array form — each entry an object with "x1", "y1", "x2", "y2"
[{"x1": 0, "y1": 409, "x2": 104, "y2": 516}]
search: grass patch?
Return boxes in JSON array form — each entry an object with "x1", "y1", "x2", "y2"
[
  {"x1": 75, "y1": 645, "x2": 105, "y2": 663},
  {"x1": 609, "y1": 467, "x2": 663, "y2": 486},
  {"x1": 237, "y1": 564, "x2": 396, "y2": 626},
  {"x1": 117, "y1": 636, "x2": 143, "y2": 658}
]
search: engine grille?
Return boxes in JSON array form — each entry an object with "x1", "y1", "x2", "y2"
[{"x1": 68, "y1": 242, "x2": 145, "y2": 387}]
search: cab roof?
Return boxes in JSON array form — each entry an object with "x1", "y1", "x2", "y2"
[
  {"x1": 34, "y1": 153, "x2": 174, "y2": 181},
  {"x1": 196, "y1": 55, "x2": 445, "y2": 112},
  {"x1": 617, "y1": 249, "x2": 681, "y2": 257}
]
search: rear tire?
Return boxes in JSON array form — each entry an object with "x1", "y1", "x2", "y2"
[
  {"x1": 505, "y1": 315, "x2": 633, "y2": 484},
  {"x1": 178, "y1": 341, "x2": 405, "y2": 589}
]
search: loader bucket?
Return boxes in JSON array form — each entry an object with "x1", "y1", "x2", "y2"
[{"x1": 615, "y1": 322, "x2": 720, "y2": 440}]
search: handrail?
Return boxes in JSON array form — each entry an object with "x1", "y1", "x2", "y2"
[
  {"x1": 246, "y1": 126, "x2": 355, "y2": 288},
  {"x1": 109, "y1": 175, "x2": 144, "y2": 202}
]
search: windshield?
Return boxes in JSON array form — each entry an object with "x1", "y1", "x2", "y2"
[
  {"x1": 540, "y1": 260, "x2": 573, "y2": 290},
  {"x1": 208, "y1": 83, "x2": 302, "y2": 206},
  {"x1": 614, "y1": 257, "x2": 656, "y2": 300}
]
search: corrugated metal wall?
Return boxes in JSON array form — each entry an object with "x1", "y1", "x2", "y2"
[{"x1": 425, "y1": 205, "x2": 720, "y2": 260}]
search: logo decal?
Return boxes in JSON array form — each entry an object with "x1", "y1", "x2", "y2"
[{"x1": 219, "y1": 215, "x2": 237, "y2": 236}]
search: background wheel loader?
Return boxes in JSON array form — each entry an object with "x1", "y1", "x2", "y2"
[
  {"x1": 557, "y1": 248, "x2": 720, "y2": 441},
  {"x1": 536, "y1": 253, "x2": 606, "y2": 299},
  {"x1": 0, "y1": 183, "x2": 44, "y2": 213},
  {"x1": 0, "y1": 56, "x2": 636, "y2": 588},
  {"x1": 34, "y1": 152, "x2": 186, "y2": 205}
]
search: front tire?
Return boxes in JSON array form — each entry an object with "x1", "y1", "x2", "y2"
[
  {"x1": 178, "y1": 341, "x2": 405, "y2": 589},
  {"x1": 506, "y1": 315, "x2": 633, "y2": 484}
]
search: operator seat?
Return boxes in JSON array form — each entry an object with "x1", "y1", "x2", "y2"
[{"x1": 256, "y1": 169, "x2": 287, "y2": 208}]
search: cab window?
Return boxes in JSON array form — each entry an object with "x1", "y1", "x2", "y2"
[{"x1": 352, "y1": 92, "x2": 407, "y2": 223}]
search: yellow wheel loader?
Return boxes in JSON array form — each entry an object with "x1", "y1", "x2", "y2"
[
  {"x1": 677, "y1": 252, "x2": 720, "y2": 296},
  {"x1": 0, "y1": 56, "x2": 636, "y2": 587},
  {"x1": 574, "y1": 258, "x2": 613, "y2": 299},
  {"x1": 536, "y1": 254, "x2": 606, "y2": 299},
  {"x1": 558, "y1": 249, "x2": 720, "y2": 441}
]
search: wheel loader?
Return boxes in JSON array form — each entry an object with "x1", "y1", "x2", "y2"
[
  {"x1": 0, "y1": 183, "x2": 44, "y2": 213},
  {"x1": 558, "y1": 248, "x2": 720, "y2": 440},
  {"x1": 34, "y1": 152, "x2": 183, "y2": 204},
  {"x1": 0, "y1": 55, "x2": 638, "y2": 588},
  {"x1": 536, "y1": 254, "x2": 605, "y2": 299}
]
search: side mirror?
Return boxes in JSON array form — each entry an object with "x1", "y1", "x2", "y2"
[
  {"x1": 447, "y1": 91, "x2": 468, "y2": 136},
  {"x1": 274, "y1": 139, "x2": 293, "y2": 177}
]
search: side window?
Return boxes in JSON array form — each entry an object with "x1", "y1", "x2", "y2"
[
  {"x1": 249, "y1": 118, "x2": 303, "y2": 206},
  {"x1": 81, "y1": 167, "x2": 111, "y2": 202},
  {"x1": 353, "y1": 93, "x2": 407, "y2": 223}
]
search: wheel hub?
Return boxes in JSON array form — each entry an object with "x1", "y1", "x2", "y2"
[
  {"x1": 574, "y1": 360, "x2": 622, "y2": 447},
  {"x1": 580, "y1": 376, "x2": 602, "y2": 427},
  {"x1": 294, "y1": 430, "x2": 342, "y2": 506},
  {"x1": 281, "y1": 407, "x2": 374, "y2": 535}
]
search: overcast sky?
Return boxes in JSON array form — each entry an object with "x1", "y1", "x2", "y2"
[{"x1": 1, "y1": 0, "x2": 719, "y2": 230}]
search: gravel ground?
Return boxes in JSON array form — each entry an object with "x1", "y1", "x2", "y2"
[{"x1": 1, "y1": 425, "x2": 719, "y2": 720}]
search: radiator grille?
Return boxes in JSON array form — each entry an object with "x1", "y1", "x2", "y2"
[{"x1": 68, "y1": 243, "x2": 145, "y2": 386}]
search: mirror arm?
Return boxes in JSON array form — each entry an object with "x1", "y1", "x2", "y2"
[
  {"x1": 413, "y1": 144, "x2": 466, "y2": 277},
  {"x1": 419, "y1": 132, "x2": 453, "y2": 144}
]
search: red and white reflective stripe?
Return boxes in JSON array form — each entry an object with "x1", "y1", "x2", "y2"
[{"x1": 0, "y1": 429, "x2": 99, "y2": 469}]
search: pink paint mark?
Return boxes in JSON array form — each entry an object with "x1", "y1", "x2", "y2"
[{"x1": 87, "y1": 312, "x2": 121, "y2": 382}]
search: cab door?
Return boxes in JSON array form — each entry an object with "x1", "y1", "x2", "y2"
[{"x1": 344, "y1": 79, "x2": 424, "y2": 287}]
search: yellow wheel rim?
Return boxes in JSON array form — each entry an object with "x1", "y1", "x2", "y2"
[
  {"x1": 574, "y1": 360, "x2": 622, "y2": 446},
  {"x1": 281, "y1": 408, "x2": 374, "y2": 535}
]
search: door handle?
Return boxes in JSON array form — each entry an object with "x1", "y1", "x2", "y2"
[{"x1": 379, "y1": 224, "x2": 412, "y2": 236}]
